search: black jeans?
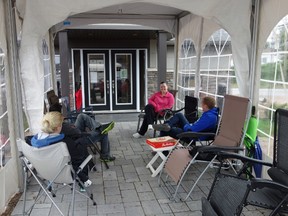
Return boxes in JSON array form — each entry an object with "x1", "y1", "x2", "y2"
[{"x1": 139, "y1": 104, "x2": 156, "y2": 135}]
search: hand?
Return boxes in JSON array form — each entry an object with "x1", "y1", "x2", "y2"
[{"x1": 183, "y1": 123, "x2": 192, "y2": 132}]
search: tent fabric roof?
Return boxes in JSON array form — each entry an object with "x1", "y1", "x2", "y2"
[{"x1": 14, "y1": 0, "x2": 288, "y2": 133}]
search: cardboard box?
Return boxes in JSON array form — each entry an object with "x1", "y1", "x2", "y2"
[{"x1": 146, "y1": 136, "x2": 177, "y2": 148}]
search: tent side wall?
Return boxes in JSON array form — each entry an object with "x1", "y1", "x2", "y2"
[{"x1": 0, "y1": 0, "x2": 22, "y2": 213}]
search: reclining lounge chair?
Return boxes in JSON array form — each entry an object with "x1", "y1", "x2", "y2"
[{"x1": 158, "y1": 95, "x2": 250, "y2": 201}]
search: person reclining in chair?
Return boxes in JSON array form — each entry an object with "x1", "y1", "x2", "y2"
[
  {"x1": 49, "y1": 103, "x2": 116, "y2": 162},
  {"x1": 153, "y1": 96, "x2": 218, "y2": 141},
  {"x1": 31, "y1": 112, "x2": 92, "y2": 188},
  {"x1": 133, "y1": 81, "x2": 175, "y2": 138}
]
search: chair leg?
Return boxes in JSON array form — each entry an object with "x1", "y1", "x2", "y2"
[
  {"x1": 71, "y1": 179, "x2": 76, "y2": 216},
  {"x1": 22, "y1": 166, "x2": 28, "y2": 215},
  {"x1": 94, "y1": 142, "x2": 109, "y2": 169},
  {"x1": 137, "y1": 116, "x2": 142, "y2": 132},
  {"x1": 182, "y1": 155, "x2": 217, "y2": 201},
  {"x1": 87, "y1": 137, "x2": 109, "y2": 169},
  {"x1": 23, "y1": 159, "x2": 64, "y2": 216}
]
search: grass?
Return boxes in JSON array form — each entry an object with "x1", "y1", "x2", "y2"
[{"x1": 258, "y1": 118, "x2": 273, "y2": 137}]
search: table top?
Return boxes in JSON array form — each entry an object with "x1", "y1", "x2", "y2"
[{"x1": 147, "y1": 143, "x2": 183, "y2": 152}]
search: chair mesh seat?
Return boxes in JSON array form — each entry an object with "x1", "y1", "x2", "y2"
[
  {"x1": 210, "y1": 174, "x2": 248, "y2": 216},
  {"x1": 247, "y1": 187, "x2": 285, "y2": 209}
]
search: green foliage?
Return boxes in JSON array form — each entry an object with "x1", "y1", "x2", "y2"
[{"x1": 261, "y1": 63, "x2": 279, "y2": 80}]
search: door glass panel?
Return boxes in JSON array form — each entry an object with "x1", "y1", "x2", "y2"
[
  {"x1": 88, "y1": 54, "x2": 106, "y2": 105},
  {"x1": 115, "y1": 54, "x2": 132, "y2": 104}
]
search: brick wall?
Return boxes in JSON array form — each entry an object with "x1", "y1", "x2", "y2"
[{"x1": 147, "y1": 69, "x2": 175, "y2": 98}]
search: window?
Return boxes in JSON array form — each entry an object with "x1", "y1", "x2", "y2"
[
  {"x1": 177, "y1": 39, "x2": 197, "y2": 109},
  {"x1": 0, "y1": 48, "x2": 11, "y2": 167},
  {"x1": 199, "y1": 29, "x2": 238, "y2": 109},
  {"x1": 258, "y1": 15, "x2": 288, "y2": 157},
  {"x1": 42, "y1": 39, "x2": 52, "y2": 94}
]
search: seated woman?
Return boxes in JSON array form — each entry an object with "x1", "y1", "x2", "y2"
[
  {"x1": 153, "y1": 96, "x2": 218, "y2": 140},
  {"x1": 31, "y1": 112, "x2": 92, "y2": 188},
  {"x1": 133, "y1": 82, "x2": 175, "y2": 138}
]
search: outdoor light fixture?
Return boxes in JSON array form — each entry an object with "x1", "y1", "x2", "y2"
[{"x1": 88, "y1": 23, "x2": 142, "y2": 27}]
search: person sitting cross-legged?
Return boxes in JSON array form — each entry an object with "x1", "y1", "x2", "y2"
[
  {"x1": 49, "y1": 103, "x2": 116, "y2": 162},
  {"x1": 133, "y1": 81, "x2": 175, "y2": 138},
  {"x1": 153, "y1": 96, "x2": 218, "y2": 141}
]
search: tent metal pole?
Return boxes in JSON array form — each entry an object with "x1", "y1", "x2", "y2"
[
  {"x1": 249, "y1": 0, "x2": 260, "y2": 103},
  {"x1": 173, "y1": 17, "x2": 179, "y2": 91},
  {"x1": 4, "y1": 0, "x2": 25, "y2": 190},
  {"x1": 194, "y1": 17, "x2": 204, "y2": 98}
]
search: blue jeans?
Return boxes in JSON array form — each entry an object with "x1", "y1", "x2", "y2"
[
  {"x1": 75, "y1": 113, "x2": 101, "y2": 131},
  {"x1": 160, "y1": 113, "x2": 189, "y2": 139},
  {"x1": 75, "y1": 113, "x2": 110, "y2": 158}
]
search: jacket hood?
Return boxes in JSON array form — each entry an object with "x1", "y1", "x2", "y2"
[{"x1": 31, "y1": 133, "x2": 65, "y2": 148}]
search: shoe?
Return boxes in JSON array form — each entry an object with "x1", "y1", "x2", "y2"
[
  {"x1": 148, "y1": 124, "x2": 153, "y2": 130},
  {"x1": 100, "y1": 156, "x2": 116, "y2": 162},
  {"x1": 152, "y1": 124, "x2": 171, "y2": 132},
  {"x1": 100, "y1": 121, "x2": 115, "y2": 134},
  {"x1": 84, "y1": 179, "x2": 92, "y2": 187},
  {"x1": 133, "y1": 132, "x2": 142, "y2": 138}
]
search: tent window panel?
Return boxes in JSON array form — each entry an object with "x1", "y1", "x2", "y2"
[
  {"x1": 177, "y1": 39, "x2": 196, "y2": 109},
  {"x1": 259, "y1": 14, "x2": 288, "y2": 158},
  {"x1": 42, "y1": 39, "x2": 52, "y2": 94},
  {"x1": 199, "y1": 29, "x2": 238, "y2": 106},
  {"x1": 0, "y1": 48, "x2": 11, "y2": 168}
]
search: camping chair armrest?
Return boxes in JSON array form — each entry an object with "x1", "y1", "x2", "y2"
[
  {"x1": 250, "y1": 178, "x2": 288, "y2": 192},
  {"x1": 196, "y1": 145, "x2": 244, "y2": 153},
  {"x1": 211, "y1": 152, "x2": 273, "y2": 167},
  {"x1": 77, "y1": 155, "x2": 93, "y2": 174},
  {"x1": 157, "y1": 108, "x2": 173, "y2": 115},
  {"x1": 177, "y1": 132, "x2": 216, "y2": 139},
  {"x1": 171, "y1": 107, "x2": 185, "y2": 114}
]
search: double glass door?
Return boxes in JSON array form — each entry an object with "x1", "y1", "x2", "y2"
[{"x1": 83, "y1": 50, "x2": 137, "y2": 111}]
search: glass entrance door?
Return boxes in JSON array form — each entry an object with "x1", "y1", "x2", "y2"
[
  {"x1": 111, "y1": 50, "x2": 137, "y2": 110},
  {"x1": 83, "y1": 50, "x2": 110, "y2": 110},
  {"x1": 83, "y1": 50, "x2": 137, "y2": 111}
]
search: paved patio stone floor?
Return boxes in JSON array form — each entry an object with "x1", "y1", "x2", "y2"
[{"x1": 12, "y1": 121, "x2": 273, "y2": 216}]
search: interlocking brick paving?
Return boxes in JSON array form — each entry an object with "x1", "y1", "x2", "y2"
[{"x1": 12, "y1": 121, "x2": 273, "y2": 216}]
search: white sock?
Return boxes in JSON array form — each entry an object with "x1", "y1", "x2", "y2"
[
  {"x1": 148, "y1": 124, "x2": 153, "y2": 130},
  {"x1": 133, "y1": 133, "x2": 142, "y2": 138},
  {"x1": 84, "y1": 179, "x2": 92, "y2": 187}
]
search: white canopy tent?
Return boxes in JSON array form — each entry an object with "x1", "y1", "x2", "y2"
[{"x1": 16, "y1": 0, "x2": 252, "y2": 133}]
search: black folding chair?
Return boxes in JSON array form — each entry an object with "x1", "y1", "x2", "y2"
[
  {"x1": 201, "y1": 108, "x2": 288, "y2": 215},
  {"x1": 87, "y1": 136, "x2": 109, "y2": 169}
]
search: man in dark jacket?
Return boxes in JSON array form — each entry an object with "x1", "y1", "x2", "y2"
[
  {"x1": 49, "y1": 103, "x2": 115, "y2": 162},
  {"x1": 153, "y1": 96, "x2": 218, "y2": 140}
]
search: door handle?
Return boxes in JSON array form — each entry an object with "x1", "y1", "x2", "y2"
[
  {"x1": 112, "y1": 80, "x2": 115, "y2": 94},
  {"x1": 106, "y1": 80, "x2": 109, "y2": 95}
]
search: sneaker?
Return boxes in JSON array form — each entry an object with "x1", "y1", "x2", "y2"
[
  {"x1": 148, "y1": 124, "x2": 154, "y2": 130},
  {"x1": 133, "y1": 132, "x2": 142, "y2": 138},
  {"x1": 84, "y1": 179, "x2": 92, "y2": 187},
  {"x1": 100, "y1": 156, "x2": 116, "y2": 162},
  {"x1": 152, "y1": 124, "x2": 171, "y2": 132},
  {"x1": 100, "y1": 121, "x2": 115, "y2": 134}
]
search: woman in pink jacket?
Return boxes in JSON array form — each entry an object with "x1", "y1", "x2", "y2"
[{"x1": 133, "y1": 82, "x2": 174, "y2": 138}]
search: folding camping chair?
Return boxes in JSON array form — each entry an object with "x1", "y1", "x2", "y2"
[
  {"x1": 17, "y1": 139, "x2": 96, "y2": 216},
  {"x1": 137, "y1": 95, "x2": 198, "y2": 138},
  {"x1": 136, "y1": 90, "x2": 179, "y2": 132},
  {"x1": 201, "y1": 172, "x2": 288, "y2": 216},
  {"x1": 158, "y1": 95, "x2": 250, "y2": 201},
  {"x1": 200, "y1": 108, "x2": 288, "y2": 215},
  {"x1": 86, "y1": 136, "x2": 109, "y2": 169}
]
